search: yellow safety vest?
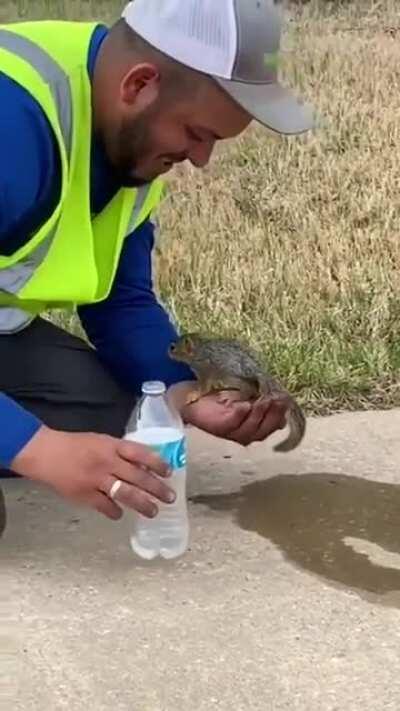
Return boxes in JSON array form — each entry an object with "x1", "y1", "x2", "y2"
[{"x1": 0, "y1": 21, "x2": 164, "y2": 332}]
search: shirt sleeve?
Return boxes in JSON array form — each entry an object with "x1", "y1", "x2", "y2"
[
  {"x1": 0, "y1": 394, "x2": 42, "y2": 469},
  {"x1": 0, "y1": 72, "x2": 61, "y2": 255},
  {"x1": 78, "y1": 220, "x2": 196, "y2": 396},
  {"x1": 0, "y1": 73, "x2": 60, "y2": 469}
]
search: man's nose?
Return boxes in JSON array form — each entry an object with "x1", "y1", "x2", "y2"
[{"x1": 188, "y1": 140, "x2": 216, "y2": 169}]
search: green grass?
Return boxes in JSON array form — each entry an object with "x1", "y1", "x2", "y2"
[{"x1": 2, "y1": 1, "x2": 400, "y2": 415}]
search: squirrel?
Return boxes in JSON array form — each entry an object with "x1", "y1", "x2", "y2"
[{"x1": 168, "y1": 333, "x2": 306, "y2": 453}]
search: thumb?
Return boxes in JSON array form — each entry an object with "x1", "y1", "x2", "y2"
[{"x1": 217, "y1": 390, "x2": 249, "y2": 405}]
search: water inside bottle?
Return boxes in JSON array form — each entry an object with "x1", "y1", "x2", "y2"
[{"x1": 126, "y1": 426, "x2": 188, "y2": 560}]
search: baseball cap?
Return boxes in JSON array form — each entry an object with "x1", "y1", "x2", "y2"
[{"x1": 121, "y1": 0, "x2": 314, "y2": 136}]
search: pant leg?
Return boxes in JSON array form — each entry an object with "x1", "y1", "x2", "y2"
[
  {"x1": 0, "y1": 316, "x2": 136, "y2": 477},
  {"x1": 0, "y1": 487, "x2": 5, "y2": 536}
]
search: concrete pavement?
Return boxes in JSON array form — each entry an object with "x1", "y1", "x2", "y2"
[{"x1": 2, "y1": 410, "x2": 400, "y2": 710}]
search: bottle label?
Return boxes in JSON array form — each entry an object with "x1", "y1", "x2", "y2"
[{"x1": 151, "y1": 437, "x2": 186, "y2": 471}]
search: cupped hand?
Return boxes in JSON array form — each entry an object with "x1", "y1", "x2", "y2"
[{"x1": 181, "y1": 389, "x2": 289, "y2": 447}]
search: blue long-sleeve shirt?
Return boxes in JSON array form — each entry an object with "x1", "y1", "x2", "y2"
[{"x1": 0, "y1": 25, "x2": 194, "y2": 468}]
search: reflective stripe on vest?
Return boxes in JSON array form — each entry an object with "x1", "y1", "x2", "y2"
[
  {"x1": 0, "y1": 29, "x2": 72, "y2": 154},
  {"x1": 0, "y1": 29, "x2": 73, "y2": 332},
  {"x1": 0, "y1": 29, "x2": 151, "y2": 334},
  {"x1": 0, "y1": 231, "x2": 57, "y2": 332}
]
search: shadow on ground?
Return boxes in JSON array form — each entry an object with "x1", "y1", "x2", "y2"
[{"x1": 192, "y1": 473, "x2": 400, "y2": 608}]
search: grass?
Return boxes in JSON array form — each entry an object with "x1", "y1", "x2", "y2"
[{"x1": 1, "y1": 0, "x2": 400, "y2": 415}]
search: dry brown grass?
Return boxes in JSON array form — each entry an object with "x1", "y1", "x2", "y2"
[{"x1": 2, "y1": 1, "x2": 400, "y2": 413}]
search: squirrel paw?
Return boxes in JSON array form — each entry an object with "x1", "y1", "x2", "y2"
[{"x1": 185, "y1": 389, "x2": 202, "y2": 406}]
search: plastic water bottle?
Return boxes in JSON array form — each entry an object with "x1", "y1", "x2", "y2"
[{"x1": 125, "y1": 381, "x2": 189, "y2": 560}]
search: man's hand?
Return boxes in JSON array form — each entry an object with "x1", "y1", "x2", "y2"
[
  {"x1": 168, "y1": 383, "x2": 289, "y2": 447},
  {"x1": 11, "y1": 426, "x2": 176, "y2": 520}
]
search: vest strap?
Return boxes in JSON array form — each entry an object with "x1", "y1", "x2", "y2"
[{"x1": 0, "y1": 29, "x2": 73, "y2": 154}]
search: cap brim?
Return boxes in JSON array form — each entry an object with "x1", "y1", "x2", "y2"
[{"x1": 214, "y1": 77, "x2": 315, "y2": 136}]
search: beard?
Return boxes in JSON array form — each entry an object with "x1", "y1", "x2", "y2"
[
  {"x1": 112, "y1": 110, "x2": 155, "y2": 188},
  {"x1": 107, "y1": 103, "x2": 188, "y2": 188}
]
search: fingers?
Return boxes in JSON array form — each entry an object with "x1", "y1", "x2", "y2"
[
  {"x1": 111, "y1": 458, "x2": 176, "y2": 505},
  {"x1": 212, "y1": 400, "x2": 252, "y2": 437},
  {"x1": 116, "y1": 482, "x2": 162, "y2": 519},
  {"x1": 229, "y1": 398, "x2": 268, "y2": 446},
  {"x1": 104, "y1": 478, "x2": 163, "y2": 519},
  {"x1": 251, "y1": 396, "x2": 289, "y2": 443},
  {"x1": 117, "y1": 439, "x2": 170, "y2": 478},
  {"x1": 229, "y1": 395, "x2": 289, "y2": 446},
  {"x1": 96, "y1": 438, "x2": 177, "y2": 519},
  {"x1": 92, "y1": 492, "x2": 123, "y2": 521}
]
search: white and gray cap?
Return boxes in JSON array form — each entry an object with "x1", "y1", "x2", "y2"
[{"x1": 122, "y1": 0, "x2": 314, "y2": 135}]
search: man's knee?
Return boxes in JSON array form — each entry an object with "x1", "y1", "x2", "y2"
[{"x1": 0, "y1": 316, "x2": 136, "y2": 437}]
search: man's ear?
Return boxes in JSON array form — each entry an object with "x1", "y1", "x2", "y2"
[{"x1": 120, "y1": 63, "x2": 160, "y2": 107}]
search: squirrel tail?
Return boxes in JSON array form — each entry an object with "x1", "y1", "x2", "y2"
[{"x1": 273, "y1": 399, "x2": 306, "y2": 453}]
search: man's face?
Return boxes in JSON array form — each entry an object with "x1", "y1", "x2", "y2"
[{"x1": 107, "y1": 72, "x2": 252, "y2": 187}]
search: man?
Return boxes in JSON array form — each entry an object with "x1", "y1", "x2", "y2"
[{"x1": 0, "y1": 0, "x2": 313, "y2": 534}]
